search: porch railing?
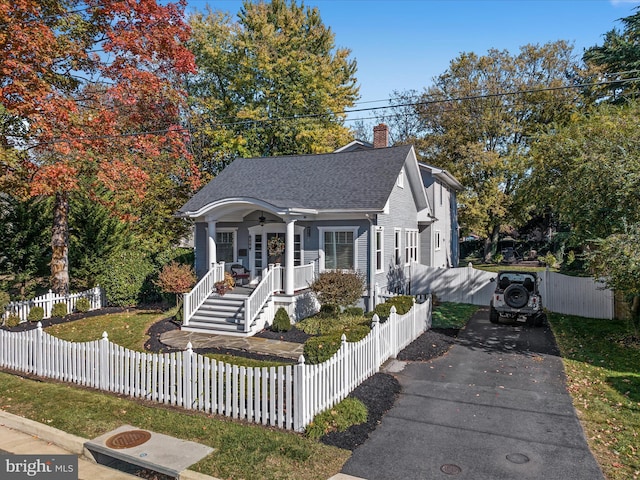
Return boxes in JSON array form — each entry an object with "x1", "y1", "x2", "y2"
[
  {"x1": 293, "y1": 262, "x2": 315, "y2": 290},
  {"x1": 183, "y1": 262, "x2": 225, "y2": 326},
  {"x1": 244, "y1": 264, "x2": 283, "y2": 332}
]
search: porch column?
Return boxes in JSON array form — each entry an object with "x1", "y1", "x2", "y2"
[
  {"x1": 285, "y1": 217, "x2": 296, "y2": 295},
  {"x1": 207, "y1": 220, "x2": 217, "y2": 269}
]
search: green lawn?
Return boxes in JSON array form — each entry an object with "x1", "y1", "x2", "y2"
[
  {"x1": 0, "y1": 371, "x2": 349, "y2": 480},
  {"x1": 45, "y1": 309, "x2": 163, "y2": 351},
  {"x1": 431, "y1": 302, "x2": 479, "y2": 329},
  {"x1": 549, "y1": 313, "x2": 640, "y2": 480}
]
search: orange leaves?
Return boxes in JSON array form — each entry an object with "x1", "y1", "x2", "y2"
[
  {"x1": 96, "y1": 159, "x2": 149, "y2": 198},
  {"x1": 30, "y1": 163, "x2": 79, "y2": 196}
]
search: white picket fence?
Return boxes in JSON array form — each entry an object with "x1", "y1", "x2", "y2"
[
  {"x1": 0, "y1": 297, "x2": 431, "y2": 432},
  {"x1": 3, "y1": 287, "x2": 104, "y2": 323},
  {"x1": 411, "y1": 263, "x2": 615, "y2": 319}
]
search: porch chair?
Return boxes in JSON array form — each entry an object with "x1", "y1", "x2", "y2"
[{"x1": 230, "y1": 264, "x2": 250, "y2": 286}]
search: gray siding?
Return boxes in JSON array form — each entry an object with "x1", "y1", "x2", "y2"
[{"x1": 374, "y1": 168, "x2": 420, "y2": 289}]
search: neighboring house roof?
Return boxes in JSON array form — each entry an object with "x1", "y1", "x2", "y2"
[
  {"x1": 333, "y1": 139, "x2": 374, "y2": 152},
  {"x1": 179, "y1": 145, "x2": 423, "y2": 217}
]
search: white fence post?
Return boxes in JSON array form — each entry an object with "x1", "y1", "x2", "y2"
[
  {"x1": 293, "y1": 355, "x2": 306, "y2": 432},
  {"x1": 184, "y1": 342, "x2": 193, "y2": 410},
  {"x1": 100, "y1": 331, "x2": 109, "y2": 391},
  {"x1": 35, "y1": 322, "x2": 43, "y2": 377},
  {"x1": 372, "y1": 315, "x2": 380, "y2": 372}
]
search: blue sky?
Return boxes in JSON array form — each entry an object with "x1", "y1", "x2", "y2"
[{"x1": 185, "y1": 0, "x2": 640, "y2": 122}]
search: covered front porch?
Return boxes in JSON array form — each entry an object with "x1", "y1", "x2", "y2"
[
  {"x1": 194, "y1": 200, "x2": 316, "y2": 296},
  {"x1": 182, "y1": 199, "x2": 321, "y2": 336}
]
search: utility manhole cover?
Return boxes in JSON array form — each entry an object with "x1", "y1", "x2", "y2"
[
  {"x1": 440, "y1": 464, "x2": 462, "y2": 475},
  {"x1": 506, "y1": 453, "x2": 530, "y2": 464},
  {"x1": 106, "y1": 430, "x2": 152, "y2": 449}
]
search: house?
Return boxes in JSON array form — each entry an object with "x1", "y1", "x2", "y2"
[{"x1": 177, "y1": 124, "x2": 462, "y2": 336}]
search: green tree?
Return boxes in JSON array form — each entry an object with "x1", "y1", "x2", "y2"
[
  {"x1": 69, "y1": 195, "x2": 134, "y2": 291},
  {"x1": 583, "y1": 6, "x2": 640, "y2": 104},
  {"x1": 526, "y1": 102, "x2": 640, "y2": 243},
  {"x1": 411, "y1": 42, "x2": 581, "y2": 260},
  {"x1": 587, "y1": 225, "x2": 640, "y2": 327},
  {"x1": 187, "y1": 0, "x2": 359, "y2": 175},
  {"x1": 0, "y1": 195, "x2": 51, "y2": 298}
]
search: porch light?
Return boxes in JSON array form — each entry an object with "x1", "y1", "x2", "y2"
[{"x1": 259, "y1": 213, "x2": 266, "y2": 226}]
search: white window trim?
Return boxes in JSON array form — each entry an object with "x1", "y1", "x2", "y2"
[
  {"x1": 405, "y1": 229, "x2": 418, "y2": 266},
  {"x1": 397, "y1": 167, "x2": 405, "y2": 188},
  {"x1": 318, "y1": 226, "x2": 359, "y2": 272},
  {"x1": 216, "y1": 228, "x2": 238, "y2": 264},
  {"x1": 435, "y1": 229, "x2": 442, "y2": 251},
  {"x1": 394, "y1": 228, "x2": 402, "y2": 266},
  {"x1": 375, "y1": 226, "x2": 384, "y2": 273}
]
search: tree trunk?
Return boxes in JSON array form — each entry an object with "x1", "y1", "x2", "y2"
[
  {"x1": 483, "y1": 225, "x2": 501, "y2": 263},
  {"x1": 51, "y1": 192, "x2": 70, "y2": 295}
]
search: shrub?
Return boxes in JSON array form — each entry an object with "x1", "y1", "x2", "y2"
[
  {"x1": 343, "y1": 306, "x2": 364, "y2": 317},
  {"x1": 305, "y1": 397, "x2": 368, "y2": 440},
  {"x1": 5, "y1": 313, "x2": 20, "y2": 327},
  {"x1": 303, "y1": 325, "x2": 370, "y2": 364},
  {"x1": 97, "y1": 250, "x2": 155, "y2": 307},
  {"x1": 75, "y1": 297, "x2": 91, "y2": 313},
  {"x1": 297, "y1": 314, "x2": 369, "y2": 336},
  {"x1": 0, "y1": 291, "x2": 10, "y2": 310},
  {"x1": 174, "y1": 306, "x2": 183, "y2": 324},
  {"x1": 51, "y1": 303, "x2": 67, "y2": 318},
  {"x1": 371, "y1": 295, "x2": 415, "y2": 320},
  {"x1": 271, "y1": 307, "x2": 291, "y2": 332},
  {"x1": 155, "y1": 261, "x2": 196, "y2": 297},
  {"x1": 310, "y1": 270, "x2": 365, "y2": 311},
  {"x1": 27, "y1": 306, "x2": 44, "y2": 322},
  {"x1": 318, "y1": 304, "x2": 339, "y2": 317},
  {"x1": 386, "y1": 295, "x2": 414, "y2": 315}
]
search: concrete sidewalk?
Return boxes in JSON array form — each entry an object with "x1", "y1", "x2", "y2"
[{"x1": 341, "y1": 308, "x2": 605, "y2": 480}]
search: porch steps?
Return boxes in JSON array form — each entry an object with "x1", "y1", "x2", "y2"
[{"x1": 182, "y1": 292, "x2": 263, "y2": 337}]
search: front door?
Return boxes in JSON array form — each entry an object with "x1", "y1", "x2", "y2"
[{"x1": 249, "y1": 227, "x2": 303, "y2": 277}]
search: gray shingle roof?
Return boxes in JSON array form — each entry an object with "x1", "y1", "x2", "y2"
[{"x1": 179, "y1": 145, "x2": 414, "y2": 215}]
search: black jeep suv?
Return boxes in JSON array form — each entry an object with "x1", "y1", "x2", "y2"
[{"x1": 490, "y1": 271, "x2": 546, "y2": 326}]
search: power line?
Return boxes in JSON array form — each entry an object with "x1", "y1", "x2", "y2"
[{"x1": 12, "y1": 75, "x2": 640, "y2": 148}]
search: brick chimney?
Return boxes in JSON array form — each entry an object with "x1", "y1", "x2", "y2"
[{"x1": 373, "y1": 123, "x2": 388, "y2": 148}]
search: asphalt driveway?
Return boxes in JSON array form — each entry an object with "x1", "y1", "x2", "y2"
[{"x1": 341, "y1": 307, "x2": 605, "y2": 480}]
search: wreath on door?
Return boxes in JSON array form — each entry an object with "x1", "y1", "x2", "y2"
[{"x1": 267, "y1": 236, "x2": 285, "y2": 257}]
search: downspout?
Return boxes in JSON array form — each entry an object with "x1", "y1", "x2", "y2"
[{"x1": 366, "y1": 214, "x2": 375, "y2": 310}]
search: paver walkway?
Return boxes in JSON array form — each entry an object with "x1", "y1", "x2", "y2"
[
  {"x1": 160, "y1": 330, "x2": 304, "y2": 359},
  {"x1": 342, "y1": 308, "x2": 605, "y2": 480}
]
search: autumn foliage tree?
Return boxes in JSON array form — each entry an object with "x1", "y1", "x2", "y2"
[{"x1": 0, "y1": 0, "x2": 199, "y2": 294}]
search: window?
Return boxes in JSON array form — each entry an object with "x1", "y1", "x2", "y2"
[
  {"x1": 405, "y1": 229, "x2": 418, "y2": 264},
  {"x1": 435, "y1": 230, "x2": 442, "y2": 250},
  {"x1": 439, "y1": 182, "x2": 443, "y2": 206},
  {"x1": 320, "y1": 227, "x2": 358, "y2": 270},
  {"x1": 216, "y1": 231, "x2": 235, "y2": 263},
  {"x1": 375, "y1": 227, "x2": 384, "y2": 272},
  {"x1": 397, "y1": 167, "x2": 405, "y2": 188},
  {"x1": 394, "y1": 229, "x2": 402, "y2": 266}
]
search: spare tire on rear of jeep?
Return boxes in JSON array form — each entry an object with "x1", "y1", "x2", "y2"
[{"x1": 504, "y1": 284, "x2": 529, "y2": 309}]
